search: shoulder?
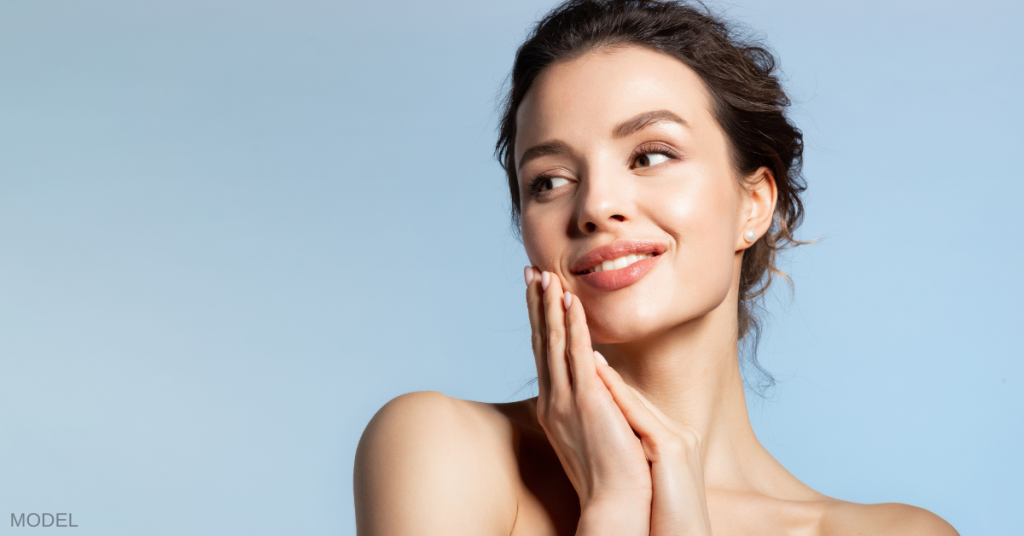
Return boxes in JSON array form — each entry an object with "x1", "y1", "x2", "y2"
[
  {"x1": 354, "y1": 391, "x2": 521, "y2": 536},
  {"x1": 357, "y1": 391, "x2": 522, "y2": 459},
  {"x1": 823, "y1": 501, "x2": 958, "y2": 536}
]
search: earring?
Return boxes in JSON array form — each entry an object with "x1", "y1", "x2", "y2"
[{"x1": 744, "y1": 230, "x2": 757, "y2": 242}]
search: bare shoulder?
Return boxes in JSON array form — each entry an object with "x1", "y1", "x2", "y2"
[
  {"x1": 354, "y1": 391, "x2": 521, "y2": 536},
  {"x1": 823, "y1": 501, "x2": 959, "y2": 536},
  {"x1": 357, "y1": 391, "x2": 519, "y2": 452}
]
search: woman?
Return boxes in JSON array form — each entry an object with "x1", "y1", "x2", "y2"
[{"x1": 354, "y1": 1, "x2": 959, "y2": 534}]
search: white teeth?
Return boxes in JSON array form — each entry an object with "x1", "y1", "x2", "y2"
[{"x1": 590, "y1": 253, "x2": 654, "y2": 273}]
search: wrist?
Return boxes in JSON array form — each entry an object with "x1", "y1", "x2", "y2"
[{"x1": 577, "y1": 495, "x2": 651, "y2": 536}]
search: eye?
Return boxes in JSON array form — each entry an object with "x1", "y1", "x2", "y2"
[
  {"x1": 633, "y1": 152, "x2": 670, "y2": 168},
  {"x1": 537, "y1": 176, "x2": 570, "y2": 191}
]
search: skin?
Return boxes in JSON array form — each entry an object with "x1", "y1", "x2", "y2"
[{"x1": 354, "y1": 45, "x2": 959, "y2": 536}]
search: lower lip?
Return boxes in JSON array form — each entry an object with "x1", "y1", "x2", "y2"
[{"x1": 577, "y1": 256, "x2": 660, "y2": 291}]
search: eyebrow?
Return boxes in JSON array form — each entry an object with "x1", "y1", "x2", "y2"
[
  {"x1": 613, "y1": 109, "x2": 688, "y2": 138},
  {"x1": 516, "y1": 109, "x2": 688, "y2": 172},
  {"x1": 517, "y1": 140, "x2": 574, "y2": 173}
]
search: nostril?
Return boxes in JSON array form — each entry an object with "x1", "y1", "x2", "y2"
[
  {"x1": 611, "y1": 214, "x2": 625, "y2": 222},
  {"x1": 585, "y1": 222, "x2": 597, "y2": 232}
]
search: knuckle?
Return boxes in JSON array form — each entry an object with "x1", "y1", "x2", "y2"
[
  {"x1": 547, "y1": 395, "x2": 571, "y2": 419},
  {"x1": 536, "y1": 403, "x2": 550, "y2": 425},
  {"x1": 680, "y1": 427, "x2": 702, "y2": 449},
  {"x1": 546, "y1": 391, "x2": 565, "y2": 410},
  {"x1": 662, "y1": 435, "x2": 687, "y2": 455},
  {"x1": 655, "y1": 430, "x2": 701, "y2": 458}
]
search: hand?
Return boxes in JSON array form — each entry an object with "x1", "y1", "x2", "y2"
[
  {"x1": 525, "y1": 267, "x2": 652, "y2": 535},
  {"x1": 595, "y1": 360, "x2": 713, "y2": 536}
]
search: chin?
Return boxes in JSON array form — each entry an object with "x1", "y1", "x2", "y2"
[
  {"x1": 582, "y1": 283, "x2": 732, "y2": 345},
  {"x1": 583, "y1": 299, "x2": 676, "y2": 344}
]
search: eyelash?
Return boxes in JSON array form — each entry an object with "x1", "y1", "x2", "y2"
[
  {"x1": 527, "y1": 174, "x2": 562, "y2": 195},
  {"x1": 526, "y1": 143, "x2": 679, "y2": 195},
  {"x1": 630, "y1": 143, "x2": 679, "y2": 168}
]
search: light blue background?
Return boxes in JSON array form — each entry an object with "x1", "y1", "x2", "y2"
[{"x1": 1, "y1": 0, "x2": 1020, "y2": 534}]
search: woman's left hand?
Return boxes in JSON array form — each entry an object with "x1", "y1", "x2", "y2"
[{"x1": 594, "y1": 358, "x2": 714, "y2": 536}]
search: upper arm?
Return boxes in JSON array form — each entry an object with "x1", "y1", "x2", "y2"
[{"x1": 353, "y1": 391, "x2": 518, "y2": 536}]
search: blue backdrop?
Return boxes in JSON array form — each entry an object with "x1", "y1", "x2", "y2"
[{"x1": 1, "y1": 1, "x2": 1020, "y2": 534}]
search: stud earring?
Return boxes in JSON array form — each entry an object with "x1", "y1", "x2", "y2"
[{"x1": 744, "y1": 230, "x2": 757, "y2": 242}]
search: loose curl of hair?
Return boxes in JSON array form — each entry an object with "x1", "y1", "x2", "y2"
[{"x1": 495, "y1": 0, "x2": 808, "y2": 389}]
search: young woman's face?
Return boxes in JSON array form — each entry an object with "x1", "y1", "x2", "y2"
[{"x1": 516, "y1": 45, "x2": 768, "y2": 344}]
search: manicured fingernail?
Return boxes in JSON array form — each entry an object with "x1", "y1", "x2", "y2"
[
  {"x1": 594, "y1": 351, "x2": 608, "y2": 366},
  {"x1": 524, "y1": 266, "x2": 534, "y2": 286},
  {"x1": 540, "y1": 271, "x2": 550, "y2": 291},
  {"x1": 563, "y1": 291, "x2": 572, "y2": 309}
]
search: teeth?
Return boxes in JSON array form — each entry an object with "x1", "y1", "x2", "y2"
[{"x1": 590, "y1": 253, "x2": 654, "y2": 273}]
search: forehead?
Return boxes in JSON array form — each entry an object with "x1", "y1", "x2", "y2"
[{"x1": 514, "y1": 45, "x2": 716, "y2": 157}]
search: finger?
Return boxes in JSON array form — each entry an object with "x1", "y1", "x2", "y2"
[
  {"x1": 626, "y1": 385, "x2": 672, "y2": 426},
  {"x1": 525, "y1": 267, "x2": 551, "y2": 398},
  {"x1": 595, "y1": 360, "x2": 673, "y2": 449},
  {"x1": 626, "y1": 384, "x2": 700, "y2": 444},
  {"x1": 564, "y1": 290, "x2": 596, "y2": 391},
  {"x1": 542, "y1": 271, "x2": 570, "y2": 393}
]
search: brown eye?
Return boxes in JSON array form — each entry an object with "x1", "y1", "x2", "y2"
[
  {"x1": 634, "y1": 152, "x2": 670, "y2": 168},
  {"x1": 539, "y1": 177, "x2": 570, "y2": 191}
]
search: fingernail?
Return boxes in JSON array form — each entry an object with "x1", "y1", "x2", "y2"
[
  {"x1": 524, "y1": 266, "x2": 534, "y2": 286},
  {"x1": 594, "y1": 351, "x2": 608, "y2": 366},
  {"x1": 540, "y1": 271, "x2": 550, "y2": 291},
  {"x1": 563, "y1": 291, "x2": 572, "y2": 309}
]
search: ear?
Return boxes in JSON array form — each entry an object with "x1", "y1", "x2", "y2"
[{"x1": 735, "y1": 166, "x2": 778, "y2": 252}]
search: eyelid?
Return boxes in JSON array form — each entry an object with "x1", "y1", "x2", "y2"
[
  {"x1": 629, "y1": 142, "x2": 680, "y2": 168},
  {"x1": 526, "y1": 169, "x2": 574, "y2": 196}
]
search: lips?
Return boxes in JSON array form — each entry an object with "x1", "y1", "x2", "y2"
[{"x1": 571, "y1": 240, "x2": 666, "y2": 291}]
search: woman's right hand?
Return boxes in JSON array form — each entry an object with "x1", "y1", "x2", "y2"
[{"x1": 525, "y1": 267, "x2": 653, "y2": 536}]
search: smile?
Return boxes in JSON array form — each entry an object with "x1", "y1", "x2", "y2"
[
  {"x1": 571, "y1": 240, "x2": 666, "y2": 291},
  {"x1": 584, "y1": 253, "x2": 656, "y2": 274}
]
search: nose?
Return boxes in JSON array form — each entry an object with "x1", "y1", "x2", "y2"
[{"x1": 574, "y1": 167, "x2": 632, "y2": 235}]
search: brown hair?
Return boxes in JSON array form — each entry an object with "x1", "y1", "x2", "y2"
[{"x1": 495, "y1": 0, "x2": 807, "y2": 382}]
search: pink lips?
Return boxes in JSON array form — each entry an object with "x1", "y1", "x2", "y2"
[{"x1": 571, "y1": 240, "x2": 666, "y2": 291}]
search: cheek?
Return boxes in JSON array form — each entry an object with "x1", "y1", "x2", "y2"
[
  {"x1": 650, "y1": 170, "x2": 739, "y2": 254},
  {"x1": 520, "y1": 207, "x2": 564, "y2": 271},
  {"x1": 645, "y1": 171, "x2": 740, "y2": 309}
]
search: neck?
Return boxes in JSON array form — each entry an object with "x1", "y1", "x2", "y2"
[
  {"x1": 598, "y1": 302, "x2": 743, "y2": 440},
  {"x1": 593, "y1": 292, "x2": 814, "y2": 499}
]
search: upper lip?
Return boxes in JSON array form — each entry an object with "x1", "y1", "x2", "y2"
[{"x1": 570, "y1": 240, "x2": 667, "y2": 274}]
